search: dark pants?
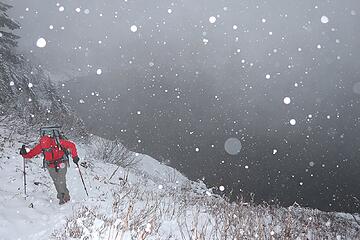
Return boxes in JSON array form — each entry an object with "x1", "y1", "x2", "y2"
[{"x1": 47, "y1": 163, "x2": 70, "y2": 201}]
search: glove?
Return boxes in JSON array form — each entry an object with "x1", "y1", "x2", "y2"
[
  {"x1": 20, "y1": 145, "x2": 27, "y2": 155},
  {"x1": 73, "y1": 156, "x2": 80, "y2": 164}
]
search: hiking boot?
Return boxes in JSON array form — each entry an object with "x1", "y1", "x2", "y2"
[
  {"x1": 64, "y1": 195, "x2": 70, "y2": 203},
  {"x1": 59, "y1": 193, "x2": 70, "y2": 205}
]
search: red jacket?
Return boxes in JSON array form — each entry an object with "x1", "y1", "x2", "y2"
[{"x1": 23, "y1": 136, "x2": 78, "y2": 168}]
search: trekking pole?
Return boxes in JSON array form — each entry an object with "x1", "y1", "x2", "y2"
[
  {"x1": 22, "y1": 156, "x2": 27, "y2": 199},
  {"x1": 20, "y1": 145, "x2": 28, "y2": 199},
  {"x1": 76, "y1": 163, "x2": 89, "y2": 197}
]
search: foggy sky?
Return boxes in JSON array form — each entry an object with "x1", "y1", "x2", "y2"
[
  {"x1": 7, "y1": 0, "x2": 360, "y2": 77},
  {"x1": 5, "y1": 0, "x2": 360, "y2": 212}
]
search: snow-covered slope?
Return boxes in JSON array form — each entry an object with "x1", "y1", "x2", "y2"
[{"x1": 0, "y1": 124, "x2": 359, "y2": 240}]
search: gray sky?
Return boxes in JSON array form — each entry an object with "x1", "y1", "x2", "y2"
[
  {"x1": 6, "y1": 0, "x2": 360, "y2": 79},
  {"x1": 4, "y1": 0, "x2": 360, "y2": 212}
]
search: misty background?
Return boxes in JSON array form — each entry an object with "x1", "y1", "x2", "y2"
[{"x1": 6, "y1": 0, "x2": 360, "y2": 213}]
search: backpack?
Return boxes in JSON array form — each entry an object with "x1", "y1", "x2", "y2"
[{"x1": 39, "y1": 126, "x2": 70, "y2": 169}]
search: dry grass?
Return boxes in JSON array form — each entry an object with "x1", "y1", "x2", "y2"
[
  {"x1": 91, "y1": 137, "x2": 139, "y2": 169},
  {"x1": 53, "y1": 180, "x2": 360, "y2": 240}
]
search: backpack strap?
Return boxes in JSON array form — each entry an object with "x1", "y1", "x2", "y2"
[{"x1": 53, "y1": 130, "x2": 70, "y2": 167}]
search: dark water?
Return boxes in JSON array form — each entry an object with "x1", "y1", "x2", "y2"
[{"x1": 60, "y1": 68, "x2": 360, "y2": 213}]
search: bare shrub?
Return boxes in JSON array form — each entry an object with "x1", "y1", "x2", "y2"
[{"x1": 92, "y1": 137, "x2": 139, "y2": 168}]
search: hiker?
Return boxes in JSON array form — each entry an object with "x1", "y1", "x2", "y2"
[{"x1": 20, "y1": 134, "x2": 80, "y2": 205}]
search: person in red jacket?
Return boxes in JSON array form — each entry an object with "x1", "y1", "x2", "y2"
[{"x1": 20, "y1": 135, "x2": 80, "y2": 205}]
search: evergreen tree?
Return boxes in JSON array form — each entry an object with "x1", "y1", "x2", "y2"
[{"x1": 0, "y1": 2, "x2": 20, "y2": 54}]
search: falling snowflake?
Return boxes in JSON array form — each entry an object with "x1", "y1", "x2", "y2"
[
  {"x1": 79, "y1": 99, "x2": 85, "y2": 104},
  {"x1": 84, "y1": 9, "x2": 90, "y2": 14},
  {"x1": 168, "y1": 9, "x2": 172, "y2": 14},
  {"x1": 59, "y1": 6, "x2": 64, "y2": 12},
  {"x1": 283, "y1": 97, "x2": 291, "y2": 104},
  {"x1": 219, "y1": 186, "x2": 225, "y2": 191},
  {"x1": 321, "y1": 16, "x2": 329, "y2": 24},
  {"x1": 289, "y1": 119, "x2": 296, "y2": 126},
  {"x1": 36, "y1": 38, "x2": 46, "y2": 48},
  {"x1": 49, "y1": 25, "x2": 54, "y2": 30},
  {"x1": 75, "y1": 8, "x2": 81, "y2": 13},
  {"x1": 265, "y1": 74, "x2": 271, "y2": 79},
  {"x1": 273, "y1": 149, "x2": 277, "y2": 155},
  {"x1": 9, "y1": 81, "x2": 14, "y2": 86},
  {"x1": 233, "y1": 25, "x2": 238, "y2": 30},
  {"x1": 209, "y1": 16, "x2": 217, "y2": 23},
  {"x1": 96, "y1": 69, "x2": 102, "y2": 75},
  {"x1": 28, "y1": 83, "x2": 33, "y2": 88},
  {"x1": 130, "y1": 25, "x2": 138, "y2": 32}
]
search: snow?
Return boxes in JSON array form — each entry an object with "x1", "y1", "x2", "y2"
[
  {"x1": 265, "y1": 74, "x2": 271, "y2": 79},
  {"x1": 321, "y1": 16, "x2": 329, "y2": 24},
  {"x1": 209, "y1": 16, "x2": 216, "y2": 24},
  {"x1": 28, "y1": 83, "x2": 33, "y2": 88},
  {"x1": 96, "y1": 69, "x2": 102, "y2": 75},
  {"x1": 290, "y1": 119, "x2": 296, "y2": 126},
  {"x1": 36, "y1": 38, "x2": 47, "y2": 48},
  {"x1": 58, "y1": 6, "x2": 64, "y2": 12},
  {"x1": 130, "y1": 25, "x2": 138, "y2": 32},
  {"x1": 283, "y1": 97, "x2": 291, "y2": 104},
  {"x1": 0, "y1": 125, "x2": 358, "y2": 239}
]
